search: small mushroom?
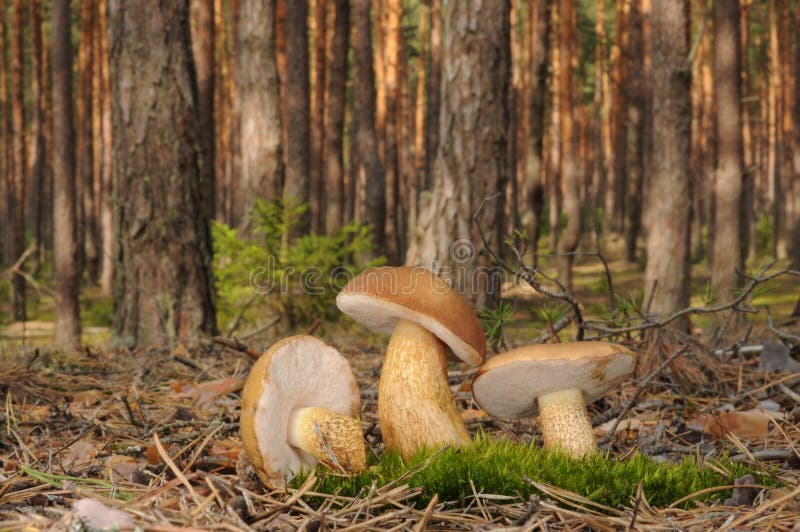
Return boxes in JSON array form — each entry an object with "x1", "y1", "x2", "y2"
[
  {"x1": 337, "y1": 266, "x2": 486, "y2": 459},
  {"x1": 240, "y1": 335, "x2": 366, "y2": 488},
  {"x1": 472, "y1": 342, "x2": 635, "y2": 458}
]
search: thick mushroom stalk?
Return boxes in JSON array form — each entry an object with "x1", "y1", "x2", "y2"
[
  {"x1": 288, "y1": 407, "x2": 367, "y2": 473},
  {"x1": 379, "y1": 320, "x2": 470, "y2": 458},
  {"x1": 537, "y1": 388, "x2": 596, "y2": 458}
]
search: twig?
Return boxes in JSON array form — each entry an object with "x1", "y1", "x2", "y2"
[
  {"x1": 225, "y1": 293, "x2": 261, "y2": 337},
  {"x1": 239, "y1": 315, "x2": 281, "y2": 340},
  {"x1": 729, "y1": 450, "x2": 793, "y2": 463},
  {"x1": 603, "y1": 348, "x2": 689, "y2": 440},
  {"x1": 766, "y1": 307, "x2": 800, "y2": 343},
  {"x1": 211, "y1": 336, "x2": 262, "y2": 360}
]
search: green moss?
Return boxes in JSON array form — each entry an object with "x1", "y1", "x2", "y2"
[{"x1": 295, "y1": 436, "x2": 772, "y2": 509}]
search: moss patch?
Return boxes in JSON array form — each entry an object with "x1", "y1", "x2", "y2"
[{"x1": 296, "y1": 436, "x2": 771, "y2": 509}]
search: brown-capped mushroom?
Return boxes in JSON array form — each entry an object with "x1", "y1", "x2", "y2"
[
  {"x1": 240, "y1": 335, "x2": 366, "y2": 488},
  {"x1": 472, "y1": 342, "x2": 636, "y2": 458},
  {"x1": 336, "y1": 266, "x2": 486, "y2": 459}
]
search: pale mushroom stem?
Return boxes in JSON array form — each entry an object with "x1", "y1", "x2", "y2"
[
  {"x1": 287, "y1": 406, "x2": 367, "y2": 473},
  {"x1": 379, "y1": 319, "x2": 471, "y2": 459},
  {"x1": 537, "y1": 388, "x2": 597, "y2": 458}
]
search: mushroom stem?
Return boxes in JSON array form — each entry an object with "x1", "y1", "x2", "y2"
[
  {"x1": 537, "y1": 388, "x2": 596, "y2": 458},
  {"x1": 287, "y1": 407, "x2": 367, "y2": 473},
  {"x1": 379, "y1": 319, "x2": 471, "y2": 458}
]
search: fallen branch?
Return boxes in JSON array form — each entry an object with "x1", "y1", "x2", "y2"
[{"x1": 211, "y1": 336, "x2": 262, "y2": 360}]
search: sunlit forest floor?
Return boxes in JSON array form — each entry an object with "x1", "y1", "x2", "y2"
[{"x1": 1, "y1": 251, "x2": 800, "y2": 529}]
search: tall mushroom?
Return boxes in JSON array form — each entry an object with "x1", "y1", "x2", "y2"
[
  {"x1": 336, "y1": 266, "x2": 486, "y2": 459},
  {"x1": 240, "y1": 335, "x2": 366, "y2": 488},
  {"x1": 472, "y1": 342, "x2": 636, "y2": 458}
]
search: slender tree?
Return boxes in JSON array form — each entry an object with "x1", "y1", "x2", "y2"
[
  {"x1": 109, "y1": 1, "x2": 217, "y2": 346},
  {"x1": 644, "y1": 0, "x2": 692, "y2": 329},
  {"x1": 623, "y1": 0, "x2": 644, "y2": 263},
  {"x1": 190, "y1": 0, "x2": 216, "y2": 222},
  {"x1": 10, "y1": 0, "x2": 26, "y2": 320},
  {"x1": 324, "y1": 0, "x2": 349, "y2": 233},
  {"x1": 28, "y1": 0, "x2": 45, "y2": 273},
  {"x1": 310, "y1": 0, "x2": 326, "y2": 233},
  {"x1": 52, "y1": 0, "x2": 81, "y2": 348},
  {"x1": 352, "y1": 0, "x2": 386, "y2": 256},
  {"x1": 98, "y1": 0, "x2": 114, "y2": 295},
  {"x1": 77, "y1": 0, "x2": 97, "y2": 281},
  {"x1": 382, "y1": 0, "x2": 403, "y2": 262},
  {"x1": 1, "y1": 2, "x2": 11, "y2": 266},
  {"x1": 236, "y1": 0, "x2": 283, "y2": 227},
  {"x1": 711, "y1": 0, "x2": 744, "y2": 301},
  {"x1": 423, "y1": 0, "x2": 441, "y2": 191},
  {"x1": 283, "y1": 0, "x2": 312, "y2": 238},
  {"x1": 409, "y1": 0, "x2": 510, "y2": 308},
  {"x1": 604, "y1": 0, "x2": 628, "y2": 235}
]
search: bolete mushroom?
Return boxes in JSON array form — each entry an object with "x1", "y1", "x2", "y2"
[
  {"x1": 240, "y1": 335, "x2": 366, "y2": 488},
  {"x1": 336, "y1": 266, "x2": 486, "y2": 459},
  {"x1": 472, "y1": 342, "x2": 635, "y2": 458}
]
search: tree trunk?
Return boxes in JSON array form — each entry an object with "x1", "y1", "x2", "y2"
[
  {"x1": 644, "y1": 0, "x2": 692, "y2": 329},
  {"x1": 623, "y1": 0, "x2": 644, "y2": 263},
  {"x1": 236, "y1": 0, "x2": 283, "y2": 227},
  {"x1": 739, "y1": 0, "x2": 754, "y2": 266},
  {"x1": 190, "y1": 0, "x2": 216, "y2": 222},
  {"x1": 78, "y1": 0, "x2": 97, "y2": 282},
  {"x1": 776, "y1": 0, "x2": 794, "y2": 260},
  {"x1": 767, "y1": 0, "x2": 779, "y2": 257},
  {"x1": 309, "y1": 0, "x2": 326, "y2": 233},
  {"x1": 423, "y1": 0, "x2": 441, "y2": 191},
  {"x1": 548, "y1": 1, "x2": 561, "y2": 253},
  {"x1": 98, "y1": 0, "x2": 114, "y2": 295},
  {"x1": 557, "y1": 0, "x2": 581, "y2": 292},
  {"x1": 52, "y1": 0, "x2": 81, "y2": 349},
  {"x1": 409, "y1": 0, "x2": 510, "y2": 309},
  {"x1": 283, "y1": 0, "x2": 312, "y2": 239},
  {"x1": 793, "y1": 0, "x2": 800, "y2": 275},
  {"x1": 352, "y1": 0, "x2": 386, "y2": 257},
  {"x1": 109, "y1": 0, "x2": 217, "y2": 347},
  {"x1": 382, "y1": 0, "x2": 403, "y2": 263},
  {"x1": 10, "y1": 0, "x2": 26, "y2": 321},
  {"x1": 324, "y1": 0, "x2": 349, "y2": 233},
  {"x1": 711, "y1": 0, "x2": 744, "y2": 301},
  {"x1": 523, "y1": 0, "x2": 550, "y2": 266},
  {"x1": 28, "y1": 0, "x2": 45, "y2": 274},
  {"x1": 590, "y1": 0, "x2": 605, "y2": 246},
  {"x1": 0, "y1": 5, "x2": 9, "y2": 266},
  {"x1": 604, "y1": 0, "x2": 628, "y2": 235}
]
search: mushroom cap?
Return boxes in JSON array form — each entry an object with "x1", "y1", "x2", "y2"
[
  {"x1": 472, "y1": 342, "x2": 635, "y2": 419},
  {"x1": 336, "y1": 266, "x2": 486, "y2": 366},
  {"x1": 240, "y1": 335, "x2": 361, "y2": 488}
]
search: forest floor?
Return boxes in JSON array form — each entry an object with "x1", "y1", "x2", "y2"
[{"x1": 1, "y1": 256, "x2": 800, "y2": 529}]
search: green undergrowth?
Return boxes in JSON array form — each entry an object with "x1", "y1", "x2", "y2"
[{"x1": 294, "y1": 436, "x2": 773, "y2": 510}]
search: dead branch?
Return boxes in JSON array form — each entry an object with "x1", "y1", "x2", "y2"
[
  {"x1": 211, "y1": 336, "x2": 262, "y2": 360},
  {"x1": 766, "y1": 307, "x2": 800, "y2": 344}
]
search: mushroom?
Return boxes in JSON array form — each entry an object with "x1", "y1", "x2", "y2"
[
  {"x1": 336, "y1": 266, "x2": 486, "y2": 459},
  {"x1": 240, "y1": 335, "x2": 366, "y2": 488},
  {"x1": 472, "y1": 342, "x2": 635, "y2": 458}
]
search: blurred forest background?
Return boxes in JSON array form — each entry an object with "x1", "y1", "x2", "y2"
[{"x1": 0, "y1": 0, "x2": 799, "y2": 350}]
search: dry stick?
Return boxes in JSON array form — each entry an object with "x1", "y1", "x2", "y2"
[
  {"x1": 766, "y1": 306, "x2": 800, "y2": 343},
  {"x1": 602, "y1": 347, "x2": 690, "y2": 441},
  {"x1": 225, "y1": 293, "x2": 261, "y2": 336},
  {"x1": 412, "y1": 493, "x2": 439, "y2": 532},
  {"x1": 211, "y1": 336, "x2": 262, "y2": 360}
]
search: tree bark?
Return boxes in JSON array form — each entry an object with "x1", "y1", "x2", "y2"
[
  {"x1": 78, "y1": 0, "x2": 97, "y2": 282},
  {"x1": 109, "y1": 0, "x2": 217, "y2": 347},
  {"x1": 557, "y1": 0, "x2": 581, "y2": 292},
  {"x1": 767, "y1": 0, "x2": 779, "y2": 257},
  {"x1": 98, "y1": 0, "x2": 114, "y2": 295},
  {"x1": 711, "y1": 0, "x2": 744, "y2": 301},
  {"x1": 352, "y1": 0, "x2": 386, "y2": 256},
  {"x1": 190, "y1": 0, "x2": 216, "y2": 222},
  {"x1": 52, "y1": 0, "x2": 81, "y2": 349},
  {"x1": 310, "y1": 0, "x2": 326, "y2": 233},
  {"x1": 409, "y1": 0, "x2": 510, "y2": 309},
  {"x1": 382, "y1": 0, "x2": 403, "y2": 263},
  {"x1": 236, "y1": 0, "x2": 283, "y2": 227},
  {"x1": 623, "y1": 0, "x2": 644, "y2": 263},
  {"x1": 283, "y1": 0, "x2": 312, "y2": 239},
  {"x1": 644, "y1": 0, "x2": 692, "y2": 329},
  {"x1": 423, "y1": 0, "x2": 441, "y2": 191},
  {"x1": 28, "y1": 0, "x2": 45, "y2": 274},
  {"x1": 604, "y1": 0, "x2": 628, "y2": 235},
  {"x1": 0, "y1": 5, "x2": 9, "y2": 266},
  {"x1": 324, "y1": 0, "x2": 349, "y2": 234},
  {"x1": 793, "y1": 0, "x2": 800, "y2": 276},
  {"x1": 10, "y1": 0, "x2": 26, "y2": 320},
  {"x1": 548, "y1": 1, "x2": 561, "y2": 253}
]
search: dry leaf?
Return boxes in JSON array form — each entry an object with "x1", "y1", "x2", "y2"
[
  {"x1": 461, "y1": 408, "x2": 488, "y2": 421},
  {"x1": 593, "y1": 418, "x2": 644, "y2": 442},
  {"x1": 105, "y1": 455, "x2": 143, "y2": 482},
  {"x1": 208, "y1": 439, "x2": 243, "y2": 461},
  {"x1": 69, "y1": 390, "x2": 106, "y2": 406},
  {"x1": 690, "y1": 408, "x2": 782, "y2": 440},
  {"x1": 64, "y1": 439, "x2": 98, "y2": 465},
  {"x1": 73, "y1": 498, "x2": 134, "y2": 530},
  {"x1": 173, "y1": 377, "x2": 244, "y2": 405}
]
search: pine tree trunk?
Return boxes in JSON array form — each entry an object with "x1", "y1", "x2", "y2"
[
  {"x1": 711, "y1": 0, "x2": 744, "y2": 301},
  {"x1": 109, "y1": 1, "x2": 217, "y2": 347},
  {"x1": 382, "y1": 0, "x2": 403, "y2": 263},
  {"x1": 190, "y1": 0, "x2": 216, "y2": 222},
  {"x1": 523, "y1": 0, "x2": 550, "y2": 267},
  {"x1": 28, "y1": 0, "x2": 44, "y2": 274},
  {"x1": 557, "y1": 0, "x2": 581, "y2": 292},
  {"x1": 324, "y1": 0, "x2": 349, "y2": 234},
  {"x1": 590, "y1": 0, "x2": 605, "y2": 245},
  {"x1": 767, "y1": 0, "x2": 779, "y2": 257},
  {"x1": 310, "y1": 0, "x2": 326, "y2": 233},
  {"x1": 645, "y1": 0, "x2": 692, "y2": 329},
  {"x1": 604, "y1": 0, "x2": 628, "y2": 235},
  {"x1": 792, "y1": 0, "x2": 800, "y2": 273},
  {"x1": 283, "y1": 0, "x2": 312, "y2": 239},
  {"x1": 52, "y1": 0, "x2": 81, "y2": 349},
  {"x1": 0, "y1": 5, "x2": 9, "y2": 266},
  {"x1": 776, "y1": 0, "x2": 793, "y2": 260},
  {"x1": 236, "y1": 0, "x2": 283, "y2": 227},
  {"x1": 548, "y1": 1, "x2": 561, "y2": 253},
  {"x1": 78, "y1": 0, "x2": 97, "y2": 282},
  {"x1": 10, "y1": 0, "x2": 26, "y2": 321},
  {"x1": 623, "y1": 0, "x2": 644, "y2": 263},
  {"x1": 98, "y1": 0, "x2": 114, "y2": 295},
  {"x1": 352, "y1": 0, "x2": 386, "y2": 256},
  {"x1": 424, "y1": 0, "x2": 441, "y2": 191},
  {"x1": 409, "y1": 0, "x2": 510, "y2": 309}
]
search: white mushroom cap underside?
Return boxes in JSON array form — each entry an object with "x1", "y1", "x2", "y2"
[
  {"x1": 336, "y1": 293, "x2": 483, "y2": 366},
  {"x1": 472, "y1": 354, "x2": 634, "y2": 419},
  {"x1": 252, "y1": 337, "x2": 361, "y2": 485}
]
